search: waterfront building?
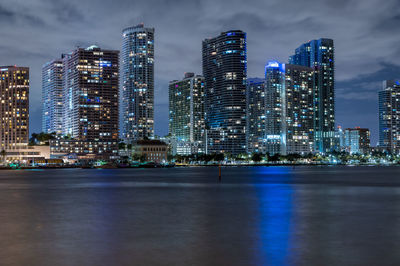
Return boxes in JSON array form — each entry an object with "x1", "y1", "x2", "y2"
[
  {"x1": 50, "y1": 139, "x2": 119, "y2": 159},
  {"x1": 202, "y1": 30, "x2": 247, "y2": 155},
  {"x1": 56, "y1": 45, "x2": 119, "y2": 158},
  {"x1": 334, "y1": 125, "x2": 345, "y2": 151},
  {"x1": 378, "y1": 80, "x2": 400, "y2": 153},
  {"x1": 289, "y1": 38, "x2": 335, "y2": 153},
  {"x1": 285, "y1": 64, "x2": 314, "y2": 154},
  {"x1": 122, "y1": 23, "x2": 155, "y2": 142},
  {"x1": 169, "y1": 73, "x2": 205, "y2": 154},
  {"x1": 132, "y1": 139, "x2": 168, "y2": 163},
  {"x1": 4, "y1": 145, "x2": 53, "y2": 164},
  {"x1": 264, "y1": 61, "x2": 314, "y2": 155},
  {"x1": 344, "y1": 127, "x2": 370, "y2": 154},
  {"x1": 0, "y1": 66, "x2": 29, "y2": 151},
  {"x1": 42, "y1": 60, "x2": 63, "y2": 135},
  {"x1": 246, "y1": 78, "x2": 265, "y2": 154},
  {"x1": 264, "y1": 62, "x2": 286, "y2": 155}
]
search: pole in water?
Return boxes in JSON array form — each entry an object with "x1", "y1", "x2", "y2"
[{"x1": 218, "y1": 163, "x2": 221, "y2": 182}]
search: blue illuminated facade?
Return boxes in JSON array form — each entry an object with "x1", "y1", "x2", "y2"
[
  {"x1": 202, "y1": 30, "x2": 247, "y2": 155},
  {"x1": 289, "y1": 38, "x2": 335, "y2": 153},
  {"x1": 54, "y1": 45, "x2": 120, "y2": 157},
  {"x1": 344, "y1": 127, "x2": 370, "y2": 154},
  {"x1": 264, "y1": 61, "x2": 314, "y2": 155},
  {"x1": 265, "y1": 61, "x2": 286, "y2": 155}
]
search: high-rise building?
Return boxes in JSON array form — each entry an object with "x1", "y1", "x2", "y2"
[
  {"x1": 246, "y1": 78, "x2": 265, "y2": 153},
  {"x1": 264, "y1": 62, "x2": 286, "y2": 155},
  {"x1": 202, "y1": 30, "x2": 247, "y2": 155},
  {"x1": 290, "y1": 38, "x2": 335, "y2": 153},
  {"x1": 379, "y1": 80, "x2": 400, "y2": 153},
  {"x1": 264, "y1": 61, "x2": 314, "y2": 155},
  {"x1": 0, "y1": 66, "x2": 29, "y2": 151},
  {"x1": 42, "y1": 60, "x2": 63, "y2": 134},
  {"x1": 122, "y1": 23, "x2": 155, "y2": 143},
  {"x1": 169, "y1": 73, "x2": 205, "y2": 154},
  {"x1": 51, "y1": 45, "x2": 119, "y2": 157},
  {"x1": 344, "y1": 127, "x2": 370, "y2": 154},
  {"x1": 285, "y1": 64, "x2": 314, "y2": 154}
]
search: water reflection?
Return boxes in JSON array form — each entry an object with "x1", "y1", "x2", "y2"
[
  {"x1": 254, "y1": 166, "x2": 294, "y2": 265},
  {"x1": 0, "y1": 167, "x2": 400, "y2": 265}
]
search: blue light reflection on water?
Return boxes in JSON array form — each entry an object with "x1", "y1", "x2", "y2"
[{"x1": 253, "y1": 167, "x2": 295, "y2": 265}]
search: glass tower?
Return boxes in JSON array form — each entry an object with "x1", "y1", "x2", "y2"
[
  {"x1": 344, "y1": 128, "x2": 370, "y2": 154},
  {"x1": 246, "y1": 78, "x2": 265, "y2": 154},
  {"x1": 264, "y1": 62, "x2": 286, "y2": 155},
  {"x1": 169, "y1": 73, "x2": 205, "y2": 154},
  {"x1": 264, "y1": 61, "x2": 315, "y2": 155},
  {"x1": 379, "y1": 80, "x2": 400, "y2": 153},
  {"x1": 122, "y1": 23, "x2": 155, "y2": 143},
  {"x1": 42, "y1": 60, "x2": 63, "y2": 135},
  {"x1": 202, "y1": 30, "x2": 247, "y2": 155},
  {"x1": 289, "y1": 38, "x2": 335, "y2": 153},
  {"x1": 284, "y1": 64, "x2": 314, "y2": 154},
  {"x1": 60, "y1": 45, "x2": 119, "y2": 156}
]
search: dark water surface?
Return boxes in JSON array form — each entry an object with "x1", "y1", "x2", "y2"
[{"x1": 0, "y1": 166, "x2": 399, "y2": 266}]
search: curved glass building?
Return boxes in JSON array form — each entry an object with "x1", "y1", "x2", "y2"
[{"x1": 122, "y1": 23, "x2": 155, "y2": 143}]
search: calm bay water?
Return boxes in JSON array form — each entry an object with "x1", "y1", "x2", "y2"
[{"x1": 0, "y1": 166, "x2": 399, "y2": 265}]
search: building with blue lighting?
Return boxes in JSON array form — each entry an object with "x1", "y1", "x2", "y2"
[
  {"x1": 289, "y1": 38, "x2": 335, "y2": 153},
  {"x1": 264, "y1": 61, "x2": 314, "y2": 155},
  {"x1": 121, "y1": 24, "x2": 155, "y2": 143},
  {"x1": 265, "y1": 62, "x2": 286, "y2": 155},
  {"x1": 47, "y1": 45, "x2": 119, "y2": 158},
  {"x1": 344, "y1": 127, "x2": 370, "y2": 154},
  {"x1": 379, "y1": 80, "x2": 400, "y2": 153},
  {"x1": 169, "y1": 73, "x2": 205, "y2": 154},
  {"x1": 42, "y1": 60, "x2": 63, "y2": 135},
  {"x1": 202, "y1": 30, "x2": 247, "y2": 155},
  {"x1": 246, "y1": 78, "x2": 265, "y2": 153}
]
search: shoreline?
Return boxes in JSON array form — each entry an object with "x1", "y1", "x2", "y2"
[{"x1": 0, "y1": 163, "x2": 398, "y2": 170}]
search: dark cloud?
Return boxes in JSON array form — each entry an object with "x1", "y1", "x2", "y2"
[
  {"x1": 0, "y1": 0, "x2": 399, "y2": 143},
  {"x1": 336, "y1": 63, "x2": 400, "y2": 144},
  {"x1": 47, "y1": 0, "x2": 85, "y2": 23},
  {"x1": 0, "y1": 3, "x2": 45, "y2": 26},
  {"x1": 0, "y1": 4, "x2": 15, "y2": 20}
]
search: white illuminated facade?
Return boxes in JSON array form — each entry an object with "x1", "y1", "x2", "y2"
[
  {"x1": 122, "y1": 24, "x2": 155, "y2": 142},
  {"x1": 264, "y1": 61, "x2": 314, "y2": 155}
]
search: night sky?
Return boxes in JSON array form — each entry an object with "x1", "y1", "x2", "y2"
[{"x1": 1, "y1": 0, "x2": 399, "y2": 145}]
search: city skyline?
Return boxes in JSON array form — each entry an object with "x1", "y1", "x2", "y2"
[{"x1": 1, "y1": 0, "x2": 400, "y2": 145}]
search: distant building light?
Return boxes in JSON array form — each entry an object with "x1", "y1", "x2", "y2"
[{"x1": 267, "y1": 61, "x2": 280, "y2": 68}]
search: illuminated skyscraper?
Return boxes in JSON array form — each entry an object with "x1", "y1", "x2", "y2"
[
  {"x1": 42, "y1": 60, "x2": 63, "y2": 134},
  {"x1": 284, "y1": 64, "x2": 314, "y2": 154},
  {"x1": 169, "y1": 73, "x2": 205, "y2": 154},
  {"x1": 51, "y1": 45, "x2": 119, "y2": 157},
  {"x1": 122, "y1": 24, "x2": 155, "y2": 143},
  {"x1": 202, "y1": 30, "x2": 247, "y2": 155},
  {"x1": 246, "y1": 78, "x2": 265, "y2": 153},
  {"x1": 264, "y1": 61, "x2": 314, "y2": 155},
  {"x1": 0, "y1": 66, "x2": 29, "y2": 150},
  {"x1": 264, "y1": 62, "x2": 286, "y2": 155},
  {"x1": 290, "y1": 38, "x2": 335, "y2": 153},
  {"x1": 379, "y1": 80, "x2": 400, "y2": 153}
]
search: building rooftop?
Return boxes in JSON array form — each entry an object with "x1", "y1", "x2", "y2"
[{"x1": 136, "y1": 139, "x2": 167, "y2": 146}]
